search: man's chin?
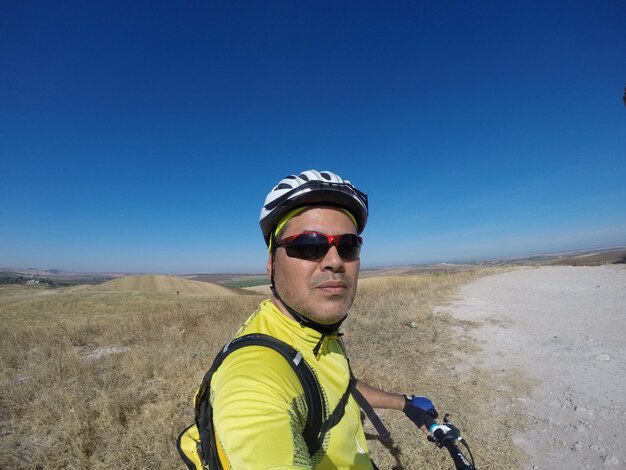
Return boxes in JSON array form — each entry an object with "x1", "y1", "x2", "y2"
[
  {"x1": 286, "y1": 292, "x2": 353, "y2": 325},
  {"x1": 311, "y1": 303, "x2": 351, "y2": 325}
]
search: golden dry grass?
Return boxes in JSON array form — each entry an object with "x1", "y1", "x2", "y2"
[{"x1": 0, "y1": 268, "x2": 531, "y2": 469}]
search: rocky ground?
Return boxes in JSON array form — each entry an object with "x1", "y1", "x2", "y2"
[{"x1": 439, "y1": 265, "x2": 626, "y2": 469}]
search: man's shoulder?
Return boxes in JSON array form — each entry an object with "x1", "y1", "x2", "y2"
[
  {"x1": 214, "y1": 334, "x2": 301, "y2": 377},
  {"x1": 212, "y1": 338, "x2": 306, "y2": 405},
  {"x1": 235, "y1": 299, "x2": 293, "y2": 340}
]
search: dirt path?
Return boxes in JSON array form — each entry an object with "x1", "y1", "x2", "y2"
[{"x1": 439, "y1": 265, "x2": 626, "y2": 469}]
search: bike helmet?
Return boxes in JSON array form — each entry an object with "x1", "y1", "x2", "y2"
[{"x1": 260, "y1": 170, "x2": 368, "y2": 246}]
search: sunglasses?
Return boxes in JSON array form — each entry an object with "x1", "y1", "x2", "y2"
[{"x1": 275, "y1": 232, "x2": 363, "y2": 261}]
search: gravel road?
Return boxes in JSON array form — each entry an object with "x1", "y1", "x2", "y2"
[{"x1": 440, "y1": 265, "x2": 626, "y2": 469}]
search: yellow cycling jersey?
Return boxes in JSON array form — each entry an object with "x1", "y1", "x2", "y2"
[{"x1": 211, "y1": 299, "x2": 373, "y2": 470}]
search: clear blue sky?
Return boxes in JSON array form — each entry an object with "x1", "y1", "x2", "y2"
[{"x1": 1, "y1": 1, "x2": 625, "y2": 273}]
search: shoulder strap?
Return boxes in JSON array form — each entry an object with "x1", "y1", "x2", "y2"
[
  {"x1": 350, "y1": 381, "x2": 391, "y2": 441},
  {"x1": 319, "y1": 375, "x2": 355, "y2": 435},
  {"x1": 336, "y1": 337, "x2": 391, "y2": 441},
  {"x1": 194, "y1": 334, "x2": 325, "y2": 468}
]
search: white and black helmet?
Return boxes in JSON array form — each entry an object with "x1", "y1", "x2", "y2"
[{"x1": 260, "y1": 169, "x2": 369, "y2": 246}]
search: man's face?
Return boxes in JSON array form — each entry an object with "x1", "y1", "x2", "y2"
[{"x1": 268, "y1": 207, "x2": 360, "y2": 325}]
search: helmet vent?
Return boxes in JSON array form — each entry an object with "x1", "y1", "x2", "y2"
[{"x1": 260, "y1": 169, "x2": 368, "y2": 246}]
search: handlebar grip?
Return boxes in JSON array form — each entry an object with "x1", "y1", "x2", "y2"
[
  {"x1": 437, "y1": 434, "x2": 475, "y2": 470},
  {"x1": 423, "y1": 414, "x2": 437, "y2": 430}
]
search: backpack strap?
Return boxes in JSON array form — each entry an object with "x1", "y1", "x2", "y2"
[
  {"x1": 194, "y1": 334, "x2": 325, "y2": 468},
  {"x1": 337, "y1": 337, "x2": 391, "y2": 441},
  {"x1": 350, "y1": 378, "x2": 391, "y2": 441},
  {"x1": 319, "y1": 375, "x2": 355, "y2": 435}
]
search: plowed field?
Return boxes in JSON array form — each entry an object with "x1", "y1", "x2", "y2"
[{"x1": 90, "y1": 274, "x2": 250, "y2": 296}]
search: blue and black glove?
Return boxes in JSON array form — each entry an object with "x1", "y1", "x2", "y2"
[{"x1": 403, "y1": 395, "x2": 439, "y2": 431}]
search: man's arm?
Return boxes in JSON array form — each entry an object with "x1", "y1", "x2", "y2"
[
  {"x1": 355, "y1": 379, "x2": 405, "y2": 410},
  {"x1": 355, "y1": 379, "x2": 430, "y2": 434}
]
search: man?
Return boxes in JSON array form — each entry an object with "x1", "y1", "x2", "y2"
[{"x1": 179, "y1": 170, "x2": 439, "y2": 469}]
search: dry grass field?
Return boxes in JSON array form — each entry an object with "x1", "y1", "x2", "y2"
[{"x1": 0, "y1": 269, "x2": 530, "y2": 469}]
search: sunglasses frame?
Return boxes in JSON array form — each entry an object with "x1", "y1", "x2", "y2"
[{"x1": 275, "y1": 232, "x2": 363, "y2": 261}]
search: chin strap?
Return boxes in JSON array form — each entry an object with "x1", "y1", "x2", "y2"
[{"x1": 269, "y1": 284, "x2": 346, "y2": 357}]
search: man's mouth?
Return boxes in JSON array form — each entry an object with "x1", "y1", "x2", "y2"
[{"x1": 316, "y1": 281, "x2": 348, "y2": 293}]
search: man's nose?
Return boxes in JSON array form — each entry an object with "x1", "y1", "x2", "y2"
[{"x1": 320, "y1": 245, "x2": 344, "y2": 271}]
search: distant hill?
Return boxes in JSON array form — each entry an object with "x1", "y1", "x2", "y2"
[
  {"x1": 181, "y1": 273, "x2": 269, "y2": 288},
  {"x1": 0, "y1": 267, "x2": 119, "y2": 285},
  {"x1": 485, "y1": 247, "x2": 626, "y2": 267},
  {"x1": 0, "y1": 267, "x2": 56, "y2": 276},
  {"x1": 89, "y1": 275, "x2": 256, "y2": 296}
]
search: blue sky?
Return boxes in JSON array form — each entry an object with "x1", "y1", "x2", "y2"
[{"x1": 1, "y1": 1, "x2": 625, "y2": 273}]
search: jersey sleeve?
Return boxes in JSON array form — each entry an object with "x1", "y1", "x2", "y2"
[{"x1": 211, "y1": 345, "x2": 313, "y2": 469}]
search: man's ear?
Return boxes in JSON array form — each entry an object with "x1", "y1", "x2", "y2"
[{"x1": 266, "y1": 254, "x2": 272, "y2": 274}]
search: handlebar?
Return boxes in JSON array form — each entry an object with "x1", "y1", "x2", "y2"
[{"x1": 427, "y1": 414, "x2": 476, "y2": 470}]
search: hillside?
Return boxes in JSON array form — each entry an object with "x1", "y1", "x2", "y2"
[{"x1": 89, "y1": 274, "x2": 253, "y2": 296}]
